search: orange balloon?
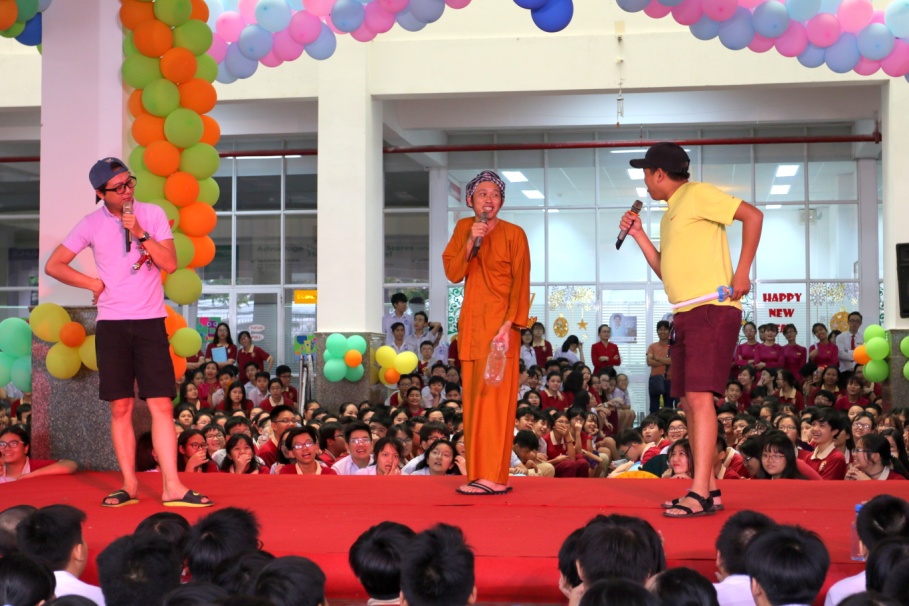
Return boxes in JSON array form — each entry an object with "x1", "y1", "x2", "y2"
[
  {"x1": 0, "y1": 0, "x2": 17, "y2": 31},
  {"x1": 190, "y1": 0, "x2": 210, "y2": 22},
  {"x1": 188, "y1": 235, "x2": 216, "y2": 268},
  {"x1": 178, "y1": 79, "x2": 217, "y2": 115},
  {"x1": 128, "y1": 89, "x2": 147, "y2": 119},
  {"x1": 853, "y1": 344, "x2": 871, "y2": 366},
  {"x1": 199, "y1": 115, "x2": 221, "y2": 146},
  {"x1": 131, "y1": 113, "x2": 166, "y2": 147},
  {"x1": 160, "y1": 269, "x2": 169, "y2": 285},
  {"x1": 384, "y1": 368, "x2": 401, "y2": 384},
  {"x1": 179, "y1": 202, "x2": 217, "y2": 237},
  {"x1": 59, "y1": 322, "x2": 87, "y2": 348},
  {"x1": 161, "y1": 47, "x2": 197, "y2": 84},
  {"x1": 133, "y1": 18, "x2": 174, "y2": 58},
  {"x1": 164, "y1": 305, "x2": 187, "y2": 337},
  {"x1": 344, "y1": 350, "x2": 363, "y2": 367},
  {"x1": 119, "y1": 0, "x2": 156, "y2": 30},
  {"x1": 144, "y1": 140, "x2": 182, "y2": 177},
  {"x1": 170, "y1": 346, "x2": 187, "y2": 379},
  {"x1": 164, "y1": 171, "x2": 200, "y2": 207}
]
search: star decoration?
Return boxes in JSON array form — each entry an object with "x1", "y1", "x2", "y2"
[{"x1": 578, "y1": 319, "x2": 588, "y2": 330}]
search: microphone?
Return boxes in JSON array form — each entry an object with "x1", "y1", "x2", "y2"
[
  {"x1": 616, "y1": 199, "x2": 643, "y2": 250},
  {"x1": 123, "y1": 200, "x2": 133, "y2": 253},
  {"x1": 468, "y1": 211, "x2": 488, "y2": 261}
]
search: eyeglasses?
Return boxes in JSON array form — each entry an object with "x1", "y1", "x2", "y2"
[
  {"x1": 349, "y1": 437, "x2": 372, "y2": 445},
  {"x1": 618, "y1": 447, "x2": 630, "y2": 459},
  {"x1": 668, "y1": 427, "x2": 686, "y2": 433},
  {"x1": 853, "y1": 422, "x2": 872, "y2": 430},
  {"x1": 206, "y1": 435, "x2": 224, "y2": 442},
  {"x1": 761, "y1": 453, "x2": 785, "y2": 461},
  {"x1": 99, "y1": 176, "x2": 138, "y2": 195},
  {"x1": 852, "y1": 448, "x2": 872, "y2": 455},
  {"x1": 742, "y1": 455, "x2": 754, "y2": 464},
  {"x1": 0, "y1": 440, "x2": 23, "y2": 449},
  {"x1": 292, "y1": 442, "x2": 316, "y2": 450},
  {"x1": 184, "y1": 442, "x2": 206, "y2": 450},
  {"x1": 777, "y1": 425, "x2": 797, "y2": 431},
  {"x1": 275, "y1": 419, "x2": 296, "y2": 425},
  {"x1": 718, "y1": 417, "x2": 734, "y2": 425}
]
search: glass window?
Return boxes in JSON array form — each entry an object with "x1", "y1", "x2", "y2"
[
  {"x1": 385, "y1": 212, "x2": 429, "y2": 283},
  {"x1": 498, "y1": 133, "x2": 545, "y2": 208},
  {"x1": 212, "y1": 157, "x2": 233, "y2": 212},
  {"x1": 384, "y1": 156, "x2": 428, "y2": 209},
  {"x1": 548, "y1": 209, "x2": 596, "y2": 283},
  {"x1": 0, "y1": 218, "x2": 38, "y2": 290},
  {"x1": 755, "y1": 139, "x2": 804, "y2": 203},
  {"x1": 0, "y1": 160, "x2": 39, "y2": 214},
  {"x1": 809, "y1": 204, "x2": 858, "y2": 280},
  {"x1": 546, "y1": 132, "x2": 595, "y2": 208},
  {"x1": 702, "y1": 140, "x2": 751, "y2": 202},
  {"x1": 0, "y1": 291, "x2": 36, "y2": 320},
  {"x1": 597, "y1": 145, "x2": 646, "y2": 208},
  {"x1": 808, "y1": 282, "x2": 860, "y2": 334},
  {"x1": 192, "y1": 294, "x2": 231, "y2": 347},
  {"x1": 598, "y1": 208, "x2": 650, "y2": 282},
  {"x1": 546, "y1": 285, "x2": 598, "y2": 350},
  {"x1": 808, "y1": 138, "x2": 856, "y2": 201},
  {"x1": 237, "y1": 157, "x2": 282, "y2": 212},
  {"x1": 197, "y1": 215, "x2": 231, "y2": 286},
  {"x1": 755, "y1": 205, "x2": 806, "y2": 280},
  {"x1": 285, "y1": 155, "x2": 317, "y2": 211},
  {"x1": 284, "y1": 287, "x2": 317, "y2": 366},
  {"x1": 237, "y1": 215, "x2": 281, "y2": 285},
  {"x1": 753, "y1": 282, "x2": 808, "y2": 346},
  {"x1": 600, "y1": 287, "x2": 648, "y2": 419},
  {"x1": 495, "y1": 209, "x2": 545, "y2": 283},
  {"x1": 383, "y1": 287, "x2": 430, "y2": 318},
  {"x1": 284, "y1": 214, "x2": 317, "y2": 285},
  {"x1": 236, "y1": 292, "x2": 279, "y2": 365}
]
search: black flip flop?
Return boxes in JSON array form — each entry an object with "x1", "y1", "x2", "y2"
[
  {"x1": 101, "y1": 489, "x2": 139, "y2": 508},
  {"x1": 163, "y1": 490, "x2": 214, "y2": 508},
  {"x1": 456, "y1": 481, "x2": 512, "y2": 496}
]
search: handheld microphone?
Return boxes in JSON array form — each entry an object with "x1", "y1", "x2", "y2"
[
  {"x1": 616, "y1": 199, "x2": 643, "y2": 250},
  {"x1": 468, "y1": 211, "x2": 488, "y2": 261},
  {"x1": 123, "y1": 200, "x2": 134, "y2": 252}
]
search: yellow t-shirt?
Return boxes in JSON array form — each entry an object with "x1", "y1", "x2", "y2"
[{"x1": 660, "y1": 182, "x2": 743, "y2": 313}]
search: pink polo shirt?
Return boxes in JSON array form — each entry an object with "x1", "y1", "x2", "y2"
[{"x1": 62, "y1": 201, "x2": 173, "y2": 321}]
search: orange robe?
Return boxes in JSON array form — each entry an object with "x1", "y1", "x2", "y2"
[{"x1": 442, "y1": 217, "x2": 531, "y2": 484}]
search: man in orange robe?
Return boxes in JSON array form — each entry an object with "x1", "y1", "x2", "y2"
[{"x1": 443, "y1": 171, "x2": 531, "y2": 495}]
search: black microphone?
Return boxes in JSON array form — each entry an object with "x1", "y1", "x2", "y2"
[
  {"x1": 616, "y1": 199, "x2": 643, "y2": 250},
  {"x1": 123, "y1": 200, "x2": 133, "y2": 253},
  {"x1": 468, "y1": 211, "x2": 488, "y2": 261}
]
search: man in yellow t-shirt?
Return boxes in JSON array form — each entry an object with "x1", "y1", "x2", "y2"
[{"x1": 619, "y1": 142, "x2": 763, "y2": 518}]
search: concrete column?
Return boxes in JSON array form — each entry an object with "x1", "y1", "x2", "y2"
[
  {"x1": 882, "y1": 81, "x2": 909, "y2": 331},
  {"x1": 428, "y1": 167, "x2": 450, "y2": 333},
  {"x1": 315, "y1": 42, "x2": 383, "y2": 333}
]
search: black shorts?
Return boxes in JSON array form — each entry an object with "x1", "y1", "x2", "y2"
[
  {"x1": 96, "y1": 319, "x2": 176, "y2": 401},
  {"x1": 670, "y1": 305, "x2": 741, "y2": 398}
]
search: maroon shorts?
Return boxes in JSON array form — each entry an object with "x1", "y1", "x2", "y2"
[{"x1": 670, "y1": 305, "x2": 742, "y2": 398}]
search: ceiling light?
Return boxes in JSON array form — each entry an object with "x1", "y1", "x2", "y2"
[
  {"x1": 636, "y1": 188, "x2": 648, "y2": 197},
  {"x1": 770, "y1": 185, "x2": 790, "y2": 195},
  {"x1": 775, "y1": 164, "x2": 799, "y2": 178},
  {"x1": 522, "y1": 190, "x2": 545, "y2": 199},
  {"x1": 627, "y1": 168, "x2": 644, "y2": 180},
  {"x1": 502, "y1": 170, "x2": 528, "y2": 183}
]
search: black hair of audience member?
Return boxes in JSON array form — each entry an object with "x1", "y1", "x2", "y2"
[
  {"x1": 758, "y1": 430, "x2": 804, "y2": 479},
  {"x1": 562, "y1": 371, "x2": 585, "y2": 396},
  {"x1": 0, "y1": 552, "x2": 55, "y2": 606},
  {"x1": 415, "y1": 439, "x2": 460, "y2": 475},
  {"x1": 371, "y1": 436, "x2": 405, "y2": 462},
  {"x1": 216, "y1": 596, "x2": 274, "y2": 606},
  {"x1": 16, "y1": 504, "x2": 85, "y2": 571},
  {"x1": 653, "y1": 407, "x2": 679, "y2": 428},
  {"x1": 400, "y1": 523, "x2": 474, "y2": 606},
  {"x1": 45, "y1": 595, "x2": 99, "y2": 606},
  {"x1": 648, "y1": 567, "x2": 719, "y2": 606},
  {"x1": 349, "y1": 521, "x2": 416, "y2": 600},
  {"x1": 715, "y1": 431, "x2": 728, "y2": 451},
  {"x1": 513, "y1": 430, "x2": 539, "y2": 452},
  {"x1": 715, "y1": 510, "x2": 776, "y2": 577},
  {"x1": 862, "y1": 433, "x2": 909, "y2": 478},
  {"x1": 438, "y1": 406, "x2": 456, "y2": 425},
  {"x1": 224, "y1": 417, "x2": 252, "y2": 437},
  {"x1": 134, "y1": 512, "x2": 191, "y2": 556},
  {"x1": 265, "y1": 405, "x2": 293, "y2": 424},
  {"x1": 867, "y1": 401, "x2": 883, "y2": 416},
  {"x1": 639, "y1": 414, "x2": 666, "y2": 433},
  {"x1": 593, "y1": 514, "x2": 665, "y2": 577},
  {"x1": 578, "y1": 578, "x2": 661, "y2": 606},
  {"x1": 343, "y1": 420, "x2": 372, "y2": 443},
  {"x1": 750, "y1": 385, "x2": 770, "y2": 401},
  {"x1": 0, "y1": 504, "x2": 37, "y2": 557},
  {"x1": 318, "y1": 421, "x2": 342, "y2": 451},
  {"x1": 278, "y1": 426, "x2": 319, "y2": 465},
  {"x1": 716, "y1": 402, "x2": 738, "y2": 418},
  {"x1": 176, "y1": 429, "x2": 207, "y2": 472},
  {"x1": 219, "y1": 433, "x2": 261, "y2": 474},
  {"x1": 737, "y1": 436, "x2": 762, "y2": 463},
  {"x1": 418, "y1": 421, "x2": 449, "y2": 443},
  {"x1": 867, "y1": 538, "x2": 909, "y2": 592},
  {"x1": 274, "y1": 364, "x2": 291, "y2": 377},
  {"x1": 799, "y1": 361, "x2": 818, "y2": 381},
  {"x1": 212, "y1": 550, "x2": 275, "y2": 595},
  {"x1": 810, "y1": 405, "x2": 846, "y2": 433},
  {"x1": 16, "y1": 404, "x2": 31, "y2": 424},
  {"x1": 882, "y1": 559, "x2": 909, "y2": 606},
  {"x1": 616, "y1": 429, "x2": 644, "y2": 447},
  {"x1": 162, "y1": 582, "x2": 229, "y2": 606},
  {"x1": 253, "y1": 556, "x2": 326, "y2": 606},
  {"x1": 97, "y1": 534, "x2": 181, "y2": 606},
  {"x1": 880, "y1": 428, "x2": 909, "y2": 472},
  {"x1": 744, "y1": 525, "x2": 829, "y2": 606},
  {"x1": 185, "y1": 508, "x2": 261, "y2": 583},
  {"x1": 444, "y1": 382, "x2": 461, "y2": 394},
  {"x1": 135, "y1": 431, "x2": 158, "y2": 472},
  {"x1": 557, "y1": 527, "x2": 584, "y2": 593},
  {"x1": 837, "y1": 592, "x2": 903, "y2": 606},
  {"x1": 577, "y1": 523, "x2": 652, "y2": 585}
]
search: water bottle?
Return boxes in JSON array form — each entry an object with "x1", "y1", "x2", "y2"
[
  {"x1": 484, "y1": 339, "x2": 508, "y2": 386},
  {"x1": 850, "y1": 503, "x2": 865, "y2": 561}
]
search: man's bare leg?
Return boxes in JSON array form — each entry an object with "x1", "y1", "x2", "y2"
[
  {"x1": 147, "y1": 396, "x2": 210, "y2": 503},
  {"x1": 106, "y1": 398, "x2": 138, "y2": 505},
  {"x1": 666, "y1": 392, "x2": 717, "y2": 515}
]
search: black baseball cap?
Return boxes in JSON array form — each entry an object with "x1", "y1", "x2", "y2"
[
  {"x1": 89, "y1": 157, "x2": 129, "y2": 203},
  {"x1": 629, "y1": 142, "x2": 690, "y2": 174}
]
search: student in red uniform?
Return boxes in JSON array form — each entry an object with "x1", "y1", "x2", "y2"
[
  {"x1": 256, "y1": 405, "x2": 296, "y2": 469},
  {"x1": 781, "y1": 324, "x2": 807, "y2": 380},
  {"x1": 216, "y1": 433, "x2": 264, "y2": 474},
  {"x1": 544, "y1": 412, "x2": 589, "y2": 477},
  {"x1": 0, "y1": 426, "x2": 77, "y2": 483},
  {"x1": 808, "y1": 323, "x2": 839, "y2": 370},
  {"x1": 799, "y1": 407, "x2": 847, "y2": 480},
  {"x1": 753, "y1": 324, "x2": 783, "y2": 371},
  {"x1": 278, "y1": 427, "x2": 337, "y2": 475},
  {"x1": 591, "y1": 324, "x2": 621, "y2": 376},
  {"x1": 221, "y1": 382, "x2": 252, "y2": 415},
  {"x1": 205, "y1": 322, "x2": 237, "y2": 369},
  {"x1": 835, "y1": 375, "x2": 870, "y2": 412},
  {"x1": 274, "y1": 365, "x2": 298, "y2": 405},
  {"x1": 530, "y1": 322, "x2": 553, "y2": 368},
  {"x1": 640, "y1": 415, "x2": 671, "y2": 464},
  {"x1": 176, "y1": 430, "x2": 210, "y2": 473},
  {"x1": 846, "y1": 433, "x2": 908, "y2": 481},
  {"x1": 732, "y1": 321, "x2": 759, "y2": 375},
  {"x1": 736, "y1": 366, "x2": 756, "y2": 409},
  {"x1": 236, "y1": 331, "x2": 273, "y2": 376},
  {"x1": 540, "y1": 372, "x2": 569, "y2": 411},
  {"x1": 808, "y1": 365, "x2": 843, "y2": 407},
  {"x1": 774, "y1": 369, "x2": 804, "y2": 410}
]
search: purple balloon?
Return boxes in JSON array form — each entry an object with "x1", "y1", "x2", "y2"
[
  {"x1": 530, "y1": 0, "x2": 574, "y2": 32},
  {"x1": 514, "y1": 0, "x2": 548, "y2": 9}
]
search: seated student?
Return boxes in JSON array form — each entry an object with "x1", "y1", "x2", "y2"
[
  {"x1": 799, "y1": 406, "x2": 848, "y2": 480},
  {"x1": 713, "y1": 510, "x2": 776, "y2": 606},
  {"x1": 847, "y1": 433, "x2": 908, "y2": 481},
  {"x1": 209, "y1": 367, "x2": 237, "y2": 409},
  {"x1": 540, "y1": 371, "x2": 570, "y2": 412},
  {"x1": 246, "y1": 371, "x2": 270, "y2": 408},
  {"x1": 578, "y1": 579, "x2": 661, "y2": 606},
  {"x1": 663, "y1": 438, "x2": 693, "y2": 479},
  {"x1": 177, "y1": 429, "x2": 211, "y2": 473},
  {"x1": 0, "y1": 504, "x2": 37, "y2": 556},
  {"x1": 444, "y1": 382, "x2": 461, "y2": 403},
  {"x1": 216, "y1": 433, "x2": 264, "y2": 474},
  {"x1": 715, "y1": 403, "x2": 738, "y2": 447},
  {"x1": 316, "y1": 422, "x2": 347, "y2": 468},
  {"x1": 514, "y1": 406, "x2": 536, "y2": 436},
  {"x1": 421, "y1": 376, "x2": 446, "y2": 410},
  {"x1": 409, "y1": 439, "x2": 462, "y2": 476},
  {"x1": 98, "y1": 533, "x2": 182, "y2": 606},
  {"x1": 385, "y1": 375, "x2": 412, "y2": 409},
  {"x1": 356, "y1": 437, "x2": 404, "y2": 476},
  {"x1": 639, "y1": 415, "x2": 670, "y2": 464},
  {"x1": 416, "y1": 340, "x2": 439, "y2": 382},
  {"x1": 0, "y1": 552, "x2": 56, "y2": 606},
  {"x1": 648, "y1": 568, "x2": 720, "y2": 606},
  {"x1": 275, "y1": 365, "x2": 298, "y2": 405},
  {"x1": 398, "y1": 387, "x2": 423, "y2": 419},
  {"x1": 714, "y1": 433, "x2": 747, "y2": 481},
  {"x1": 221, "y1": 381, "x2": 252, "y2": 415},
  {"x1": 557, "y1": 528, "x2": 584, "y2": 603},
  {"x1": 721, "y1": 380, "x2": 744, "y2": 411},
  {"x1": 184, "y1": 507, "x2": 261, "y2": 586},
  {"x1": 256, "y1": 406, "x2": 297, "y2": 469},
  {"x1": 332, "y1": 421, "x2": 374, "y2": 475},
  {"x1": 575, "y1": 515, "x2": 664, "y2": 589},
  {"x1": 746, "y1": 525, "x2": 829, "y2": 606},
  {"x1": 278, "y1": 427, "x2": 337, "y2": 475},
  {"x1": 369, "y1": 414, "x2": 393, "y2": 442},
  {"x1": 399, "y1": 524, "x2": 476, "y2": 606},
  {"x1": 544, "y1": 412, "x2": 589, "y2": 478},
  {"x1": 756, "y1": 430, "x2": 813, "y2": 480},
  {"x1": 254, "y1": 556, "x2": 327, "y2": 606},
  {"x1": 866, "y1": 538, "x2": 909, "y2": 596},
  {"x1": 402, "y1": 422, "x2": 450, "y2": 475},
  {"x1": 510, "y1": 430, "x2": 555, "y2": 477},
  {"x1": 774, "y1": 369, "x2": 804, "y2": 410},
  {"x1": 202, "y1": 424, "x2": 226, "y2": 463},
  {"x1": 17, "y1": 504, "x2": 105, "y2": 605},
  {"x1": 0, "y1": 425, "x2": 77, "y2": 483},
  {"x1": 608, "y1": 429, "x2": 648, "y2": 477},
  {"x1": 261, "y1": 378, "x2": 293, "y2": 412},
  {"x1": 349, "y1": 521, "x2": 416, "y2": 605},
  {"x1": 388, "y1": 322, "x2": 416, "y2": 354},
  {"x1": 836, "y1": 375, "x2": 871, "y2": 412}
]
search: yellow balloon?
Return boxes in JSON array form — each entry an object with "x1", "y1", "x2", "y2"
[
  {"x1": 375, "y1": 345, "x2": 396, "y2": 368},
  {"x1": 46, "y1": 342, "x2": 82, "y2": 380},
  {"x1": 29, "y1": 302, "x2": 71, "y2": 343},
  {"x1": 393, "y1": 351, "x2": 419, "y2": 374},
  {"x1": 378, "y1": 366, "x2": 396, "y2": 387},
  {"x1": 79, "y1": 335, "x2": 98, "y2": 371}
]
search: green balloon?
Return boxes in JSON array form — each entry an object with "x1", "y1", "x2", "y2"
[
  {"x1": 194, "y1": 53, "x2": 218, "y2": 83},
  {"x1": 164, "y1": 269, "x2": 203, "y2": 305},
  {"x1": 0, "y1": 352, "x2": 14, "y2": 386},
  {"x1": 0, "y1": 318, "x2": 32, "y2": 358},
  {"x1": 323, "y1": 358, "x2": 347, "y2": 382},
  {"x1": 326, "y1": 333, "x2": 349, "y2": 358},
  {"x1": 15, "y1": 0, "x2": 38, "y2": 23},
  {"x1": 348, "y1": 334, "x2": 367, "y2": 355},
  {"x1": 173, "y1": 232, "x2": 195, "y2": 268},
  {"x1": 0, "y1": 23, "x2": 26, "y2": 38},
  {"x1": 154, "y1": 0, "x2": 192, "y2": 27},
  {"x1": 345, "y1": 364, "x2": 365, "y2": 382},
  {"x1": 164, "y1": 108, "x2": 204, "y2": 149},
  {"x1": 174, "y1": 19, "x2": 213, "y2": 55},
  {"x1": 123, "y1": 32, "x2": 138, "y2": 57},
  {"x1": 122, "y1": 55, "x2": 162, "y2": 90},
  {"x1": 901, "y1": 336, "x2": 909, "y2": 358},
  {"x1": 323, "y1": 350, "x2": 335, "y2": 361},
  {"x1": 197, "y1": 177, "x2": 221, "y2": 206},
  {"x1": 150, "y1": 197, "x2": 180, "y2": 230},
  {"x1": 179, "y1": 144, "x2": 220, "y2": 180},
  {"x1": 10, "y1": 355, "x2": 31, "y2": 392},
  {"x1": 866, "y1": 337, "x2": 890, "y2": 361},
  {"x1": 133, "y1": 169, "x2": 166, "y2": 202},
  {"x1": 142, "y1": 79, "x2": 181, "y2": 118},
  {"x1": 864, "y1": 325, "x2": 886, "y2": 342},
  {"x1": 129, "y1": 146, "x2": 147, "y2": 173},
  {"x1": 171, "y1": 327, "x2": 203, "y2": 357},
  {"x1": 863, "y1": 359, "x2": 890, "y2": 383}
]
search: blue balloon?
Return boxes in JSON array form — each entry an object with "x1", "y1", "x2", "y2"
[
  {"x1": 206, "y1": 0, "x2": 224, "y2": 29},
  {"x1": 331, "y1": 0, "x2": 366, "y2": 32},
  {"x1": 224, "y1": 43, "x2": 259, "y2": 78},
  {"x1": 857, "y1": 23, "x2": 895, "y2": 60},
  {"x1": 616, "y1": 0, "x2": 649, "y2": 13},
  {"x1": 37, "y1": 0, "x2": 53, "y2": 11},
  {"x1": 238, "y1": 24, "x2": 274, "y2": 60},
  {"x1": 15, "y1": 13, "x2": 41, "y2": 46},
  {"x1": 287, "y1": 0, "x2": 304, "y2": 8},
  {"x1": 410, "y1": 0, "x2": 446, "y2": 23},
  {"x1": 256, "y1": 0, "x2": 294, "y2": 33},
  {"x1": 753, "y1": 1, "x2": 790, "y2": 38},
  {"x1": 798, "y1": 42, "x2": 826, "y2": 67},
  {"x1": 719, "y1": 7, "x2": 755, "y2": 50},
  {"x1": 818, "y1": 0, "x2": 841, "y2": 14},
  {"x1": 216, "y1": 61, "x2": 239, "y2": 84},
  {"x1": 658, "y1": 0, "x2": 685, "y2": 7},
  {"x1": 825, "y1": 32, "x2": 860, "y2": 72},
  {"x1": 530, "y1": 0, "x2": 574, "y2": 33},
  {"x1": 787, "y1": 0, "x2": 820, "y2": 22},
  {"x1": 396, "y1": 8, "x2": 427, "y2": 31},
  {"x1": 514, "y1": 0, "x2": 548, "y2": 8},
  {"x1": 305, "y1": 24, "x2": 337, "y2": 60},
  {"x1": 886, "y1": 0, "x2": 909, "y2": 38},
  {"x1": 690, "y1": 15, "x2": 720, "y2": 40}
]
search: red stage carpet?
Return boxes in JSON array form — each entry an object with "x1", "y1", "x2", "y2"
[{"x1": 3, "y1": 473, "x2": 907, "y2": 604}]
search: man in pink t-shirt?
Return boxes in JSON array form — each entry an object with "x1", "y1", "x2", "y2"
[{"x1": 45, "y1": 157, "x2": 212, "y2": 509}]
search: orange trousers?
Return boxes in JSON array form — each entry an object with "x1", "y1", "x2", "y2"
[{"x1": 461, "y1": 354, "x2": 521, "y2": 485}]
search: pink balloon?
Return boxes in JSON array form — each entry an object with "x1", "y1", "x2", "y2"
[
  {"x1": 378, "y1": 0, "x2": 409, "y2": 14},
  {"x1": 881, "y1": 40, "x2": 909, "y2": 77},
  {"x1": 238, "y1": 0, "x2": 259, "y2": 24},
  {"x1": 738, "y1": 0, "x2": 763, "y2": 8},
  {"x1": 672, "y1": 0, "x2": 704, "y2": 26},
  {"x1": 216, "y1": 11, "x2": 247, "y2": 43},
  {"x1": 869, "y1": 9, "x2": 886, "y2": 25},
  {"x1": 272, "y1": 29, "x2": 305, "y2": 61},
  {"x1": 260, "y1": 50, "x2": 282, "y2": 68},
  {"x1": 853, "y1": 57, "x2": 880, "y2": 75},
  {"x1": 702, "y1": 0, "x2": 737, "y2": 22},
  {"x1": 350, "y1": 24, "x2": 377, "y2": 42},
  {"x1": 775, "y1": 20, "x2": 808, "y2": 57},
  {"x1": 837, "y1": 0, "x2": 873, "y2": 34},
  {"x1": 208, "y1": 33, "x2": 228, "y2": 63},
  {"x1": 644, "y1": 0, "x2": 672, "y2": 19},
  {"x1": 288, "y1": 10, "x2": 323, "y2": 45},
  {"x1": 805, "y1": 13, "x2": 841, "y2": 48},
  {"x1": 306, "y1": 0, "x2": 337, "y2": 17},
  {"x1": 446, "y1": 0, "x2": 471, "y2": 8},
  {"x1": 365, "y1": 2, "x2": 396, "y2": 33},
  {"x1": 748, "y1": 33, "x2": 774, "y2": 52}
]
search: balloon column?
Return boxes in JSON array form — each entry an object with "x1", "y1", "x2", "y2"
[
  {"x1": 374, "y1": 345, "x2": 418, "y2": 387},
  {"x1": 0, "y1": 317, "x2": 34, "y2": 392},
  {"x1": 512, "y1": 0, "x2": 575, "y2": 33},
  {"x1": 853, "y1": 324, "x2": 890, "y2": 382},
  {"x1": 206, "y1": 0, "x2": 473, "y2": 81},
  {"x1": 165, "y1": 304, "x2": 204, "y2": 378},
  {"x1": 616, "y1": 0, "x2": 909, "y2": 78},
  {"x1": 29, "y1": 303, "x2": 98, "y2": 380},
  {"x1": 0, "y1": 0, "x2": 51, "y2": 50},
  {"x1": 322, "y1": 333, "x2": 367, "y2": 382}
]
